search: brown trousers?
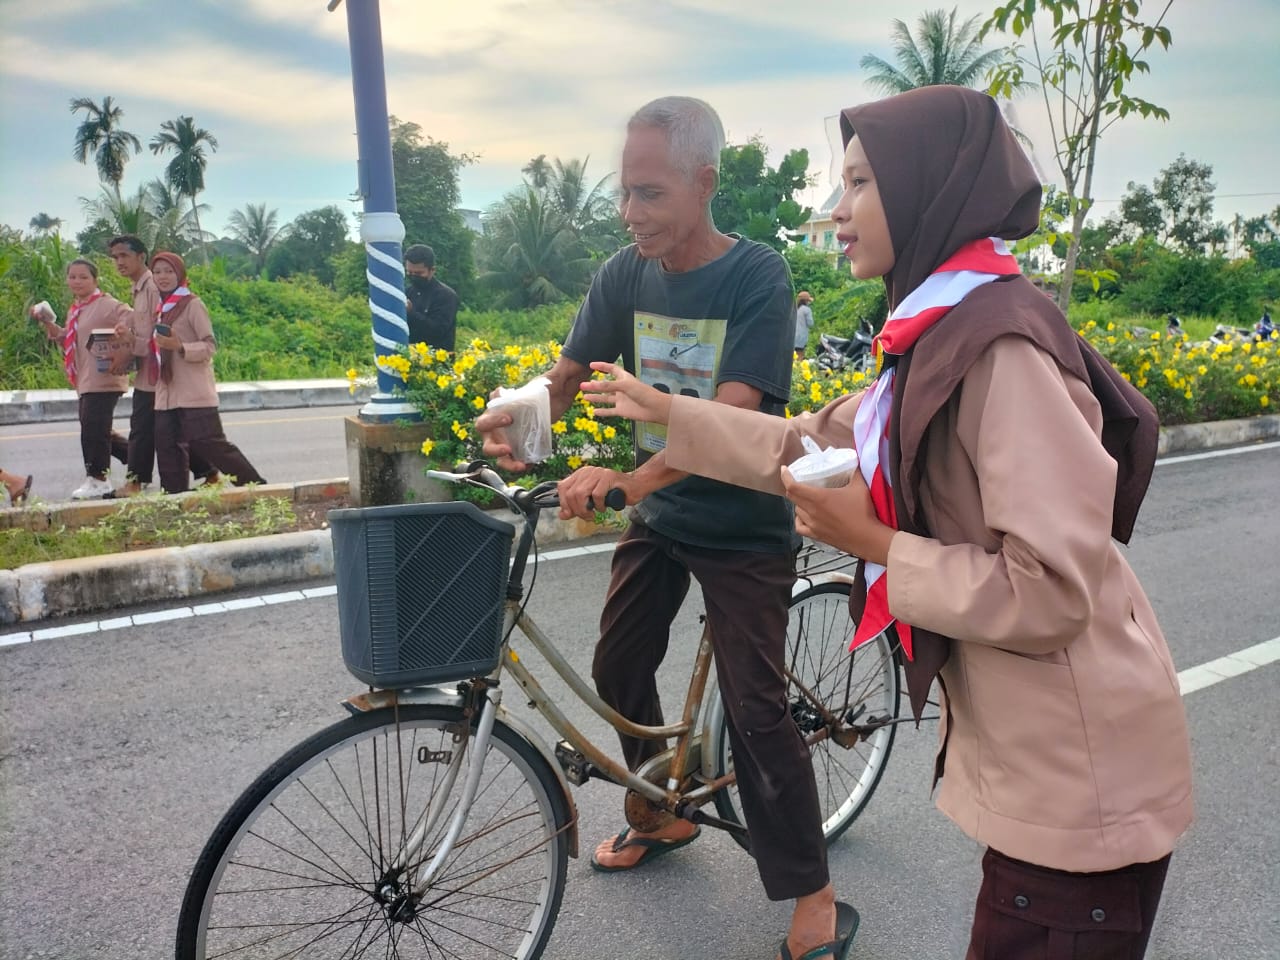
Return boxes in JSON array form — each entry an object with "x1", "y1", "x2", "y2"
[
  {"x1": 128, "y1": 390, "x2": 214, "y2": 485},
  {"x1": 966, "y1": 848, "x2": 1171, "y2": 960},
  {"x1": 592, "y1": 521, "x2": 828, "y2": 901},
  {"x1": 155, "y1": 406, "x2": 265, "y2": 494},
  {"x1": 79, "y1": 392, "x2": 128, "y2": 479}
]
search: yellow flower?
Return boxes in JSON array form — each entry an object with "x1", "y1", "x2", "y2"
[
  {"x1": 603, "y1": 425, "x2": 617, "y2": 439},
  {"x1": 436, "y1": 374, "x2": 450, "y2": 389},
  {"x1": 435, "y1": 349, "x2": 449, "y2": 362},
  {"x1": 567, "y1": 455, "x2": 583, "y2": 469},
  {"x1": 1240, "y1": 373, "x2": 1259, "y2": 387},
  {"x1": 345, "y1": 367, "x2": 357, "y2": 380},
  {"x1": 551, "y1": 420, "x2": 567, "y2": 434},
  {"x1": 1183, "y1": 389, "x2": 1192, "y2": 399},
  {"x1": 1262, "y1": 396, "x2": 1271, "y2": 408},
  {"x1": 420, "y1": 438, "x2": 435, "y2": 456},
  {"x1": 505, "y1": 364, "x2": 520, "y2": 383},
  {"x1": 472, "y1": 396, "x2": 486, "y2": 410},
  {"x1": 451, "y1": 420, "x2": 469, "y2": 440},
  {"x1": 454, "y1": 384, "x2": 467, "y2": 398},
  {"x1": 504, "y1": 344, "x2": 522, "y2": 358},
  {"x1": 1197, "y1": 365, "x2": 1208, "y2": 376}
]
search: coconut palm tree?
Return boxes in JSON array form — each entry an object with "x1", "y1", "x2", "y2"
[
  {"x1": 480, "y1": 187, "x2": 594, "y2": 307},
  {"x1": 144, "y1": 178, "x2": 206, "y2": 256},
  {"x1": 80, "y1": 185, "x2": 151, "y2": 240},
  {"x1": 150, "y1": 115, "x2": 219, "y2": 263},
  {"x1": 69, "y1": 96, "x2": 142, "y2": 203},
  {"x1": 860, "y1": 8, "x2": 1009, "y2": 94},
  {"x1": 226, "y1": 203, "x2": 283, "y2": 275},
  {"x1": 28, "y1": 213, "x2": 63, "y2": 236},
  {"x1": 546, "y1": 156, "x2": 621, "y2": 249},
  {"x1": 522, "y1": 154, "x2": 553, "y2": 192}
]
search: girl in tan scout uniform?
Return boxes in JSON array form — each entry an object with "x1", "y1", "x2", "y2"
[
  {"x1": 580, "y1": 86, "x2": 1193, "y2": 959},
  {"x1": 148, "y1": 252, "x2": 265, "y2": 494},
  {"x1": 32, "y1": 258, "x2": 133, "y2": 500}
]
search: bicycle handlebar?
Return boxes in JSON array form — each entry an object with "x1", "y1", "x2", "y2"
[{"x1": 426, "y1": 461, "x2": 626, "y2": 514}]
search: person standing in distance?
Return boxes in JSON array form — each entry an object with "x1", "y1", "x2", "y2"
[
  {"x1": 404, "y1": 244, "x2": 459, "y2": 353},
  {"x1": 794, "y1": 290, "x2": 814, "y2": 358},
  {"x1": 477, "y1": 96, "x2": 855, "y2": 960}
]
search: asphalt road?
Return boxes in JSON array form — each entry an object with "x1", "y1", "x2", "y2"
[
  {"x1": 0, "y1": 406, "x2": 354, "y2": 499},
  {"x1": 0, "y1": 444, "x2": 1277, "y2": 959}
]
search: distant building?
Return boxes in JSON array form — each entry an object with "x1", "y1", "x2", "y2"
[
  {"x1": 798, "y1": 186, "x2": 844, "y2": 264},
  {"x1": 458, "y1": 208, "x2": 484, "y2": 235}
]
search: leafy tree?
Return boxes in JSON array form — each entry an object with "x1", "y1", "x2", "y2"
[
  {"x1": 143, "y1": 178, "x2": 206, "y2": 256},
  {"x1": 984, "y1": 0, "x2": 1174, "y2": 308},
  {"x1": 390, "y1": 118, "x2": 476, "y2": 303},
  {"x1": 783, "y1": 245, "x2": 853, "y2": 299},
  {"x1": 1111, "y1": 155, "x2": 1226, "y2": 253},
  {"x1": 69, "y1": 96, "x2": 142, "y2": 204},
  {"x1": 711, "y1": 138, "x2": 812, "y2": 250},
  {"x1": 79, "y1": 186, "x2": 150, "y2": 250},
  {"x1": 28, "y1": 213, "x2": 63, "y2": 236},
  {"x1": 150, "y1": 115, "x2": 219, "y2": 264},
  {"x1": 267, "y1": 205, "x2": 356, "y2": 287},
  {"x1": 226, "y1": 203, "x2": 283, "y2": 276},
  {"x1": 862, "y1": 7, "x2": 1012, "y2": 93},
  {"x1": 479, "y1": 187, "x2": 593, "y2": 308}
]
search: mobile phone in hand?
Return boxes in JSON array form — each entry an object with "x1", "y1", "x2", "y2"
[{"x1": 154, "y1": 323, "x2": 171, "y2": 337}]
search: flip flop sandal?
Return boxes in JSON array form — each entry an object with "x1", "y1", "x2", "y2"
[
  {"x1": 10, "y1": 475, "x2": 32, "y2": 506},
  {"x1": 778, "y1": 901, "x2": 860, "y2": 960},
  {"x1": 589, "y1": 825, "x2": 701, "y2": 873}
]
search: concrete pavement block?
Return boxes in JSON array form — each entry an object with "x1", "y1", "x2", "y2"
[
  {"x1": 293, "y1": 478, "x2": 349, "y2": 503},
  {"x1": 16, "y1": 548, "x2": 190, "y2": 621},
  {"x1": 0, "y1": 570, "x2": 18, "y2": 625}
]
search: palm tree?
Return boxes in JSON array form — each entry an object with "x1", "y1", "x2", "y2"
[
  {"x1": 547, "y1": 157, "x2": 618, "y2": 233},
  {"x1": 144, "y1": 178, "x2": 205, "y2": 256},
  {"x1": 80, "y1": 185, "x2": 151, "y2": 239},
  {"x1": 150, "y1": 115, "x2": 219, "y2": 263},
  {"x1": 69, "y1": 96, "x2": 142, "y2": 203},
  {"x1": 226, "y1": 203, "x2": 283, "y2": 275},
  {"x1": 522, "y1": 154, "x2": 553, "y2": 191},
  {"x1": 28, "y1": 213, "x2": 63, "y2": 236},
  {"x1": 861, "y1": 8, "x2": 1010, "y2": 94},
  {"x1": 480, "y1": 187, "x2": 593, "y2": 307}
]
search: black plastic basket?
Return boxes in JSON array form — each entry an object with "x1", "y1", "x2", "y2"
[{"x1": 330, "y1": 502, "x2": 516, "y2": 688}]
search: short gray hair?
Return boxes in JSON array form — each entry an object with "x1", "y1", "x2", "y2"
[{"x1": 628, "y1": 96, "x2": 725, "y2": 179}]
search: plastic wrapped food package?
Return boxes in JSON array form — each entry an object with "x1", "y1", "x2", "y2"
[
  {"x1": 486, "y1": 376, "x2": 553, "y2": 464},
  {"x1": 786, "y1": 435, "x2": 860, "y2": 488}
]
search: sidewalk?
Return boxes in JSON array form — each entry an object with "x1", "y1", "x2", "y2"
[{"x1": 0, "y1": 379, "x2": 372, "y2": 425}]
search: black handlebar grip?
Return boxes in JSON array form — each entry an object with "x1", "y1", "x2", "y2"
[{"x1": 586, "y1": 488, "x2": 627, "y2": 512}]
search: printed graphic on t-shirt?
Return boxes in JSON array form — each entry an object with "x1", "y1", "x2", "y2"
[{"x1": 634, "y1": 311, "x2": 727, "y2": 453}]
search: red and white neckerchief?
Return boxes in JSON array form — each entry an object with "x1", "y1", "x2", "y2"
[
  {"x1": 849, "y1": 237, "x2": 1020, "y2": 659},
  {"x1": 63, "y1": 289, "x2": 104, "y2": 387},
  {"x1": 151, "y1": 286, "x2": 191, "y2": 379}
]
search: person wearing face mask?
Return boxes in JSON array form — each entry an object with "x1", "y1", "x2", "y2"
[
  {"x1": 148, "y1": 251, "x2": 265, "y2": 494},
  {"x1": 403, "y1": 244, "x2": 459, "y2": 353}
]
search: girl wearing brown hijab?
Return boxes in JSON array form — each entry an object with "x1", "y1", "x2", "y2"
[
  {"x1": 577, "y1": 86, "x2": 1192, "y2": 959},
  {"x1": 149, "y1": 252, "x2": 266, "y2": 494}
]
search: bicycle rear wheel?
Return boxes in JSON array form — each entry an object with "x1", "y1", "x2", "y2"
[
  {"x1": 709, "y1": 582, "x2": 900, "y2": 849},
  {"x1": 175, "y1": 703, "x2": 571, "y2": 960}
]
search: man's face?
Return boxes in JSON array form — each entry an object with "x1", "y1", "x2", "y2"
[
  {"x1": 109, "y1": 244, "x2": 146, "y2": 279},
  {"x1": 405, "y1": 262, "x2": 435, "y2": 283},
  {"x1": 619, "y1": 125, "x2": 711, "y2": 264}
]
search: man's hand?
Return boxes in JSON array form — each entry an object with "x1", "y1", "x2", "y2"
[
  {"x1": 780, "y1": 467, "x2": 896, "y2": 566},
  {"x1": 476, "y1": 406, "x2": 529, "y2": 473},
  {"x1": 557, "y1": 465, "x2": 642, "y2": 521},
  {"x1": 579, "y1": 362, "x2": 673, "y2": 424}
]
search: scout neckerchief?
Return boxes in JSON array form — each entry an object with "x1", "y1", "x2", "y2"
[
  {"x1": 850, "y1": 237, "x2": 1020, "y2": 659},
  {"x1": 63, "y1": 289, "x2": 103, "y2": 387},
  {"x1": 152, "y1": 285, "x2": 191, "y2": 384}
]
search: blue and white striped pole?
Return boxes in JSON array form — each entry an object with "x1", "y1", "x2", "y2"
[{"x1": 334, "y1": 0, "x2": 419, "y2": 421}]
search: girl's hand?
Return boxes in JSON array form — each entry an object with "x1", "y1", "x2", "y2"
[
  {"x1": 780, "y1": 466, "x2": 897, "y2": 566},
  {"x1": 153, "y1": 333, "x2": 181, "y2": 352},
  {"x1": 580, "y1": 362, "x2": 673, "y2": 424}
]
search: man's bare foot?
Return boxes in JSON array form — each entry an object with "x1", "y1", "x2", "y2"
[
  {"x1": 779, "y1": 884, "x2": 837, "y2": 960},
  {"x1": 590, "y1": 817, "x2": 698, "y2": 870}
]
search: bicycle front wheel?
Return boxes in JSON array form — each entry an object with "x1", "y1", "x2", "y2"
[
  {"x1": 176, "y1": 703, "x2": 571, "y2": 960},
  {"x1": 710, "y1": 582, "x2": 901, "y2": 849}
]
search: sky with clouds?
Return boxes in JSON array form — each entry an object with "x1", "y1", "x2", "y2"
[{"x1": 2, "y1": 0, "x2": 1278, "y2": 245}]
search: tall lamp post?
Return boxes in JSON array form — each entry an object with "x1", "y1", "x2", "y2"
[{"x1": 329, "y1": 0, "x2": 419, "y2": 422}]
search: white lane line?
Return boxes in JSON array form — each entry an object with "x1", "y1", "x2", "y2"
[
  {"x1": 1177, "y1": 637, "x2": 1280, "y2": 695},
  {"x1": 1156, "y1": 439, "x2": 1280, "y2": 467}
]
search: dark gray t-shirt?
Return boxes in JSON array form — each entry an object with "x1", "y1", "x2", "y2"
[{"x1": 562, "y1": 236, "x2": 795, "y2": 553}]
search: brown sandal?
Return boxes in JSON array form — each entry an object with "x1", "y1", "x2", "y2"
[{"x1": 8, "y1": 475, "x2": 32, "y2": 505}]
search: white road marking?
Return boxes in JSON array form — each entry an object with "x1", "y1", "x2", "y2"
[{"x1": 1156, "y1": 439, "x2": 1280, "y2": 467}]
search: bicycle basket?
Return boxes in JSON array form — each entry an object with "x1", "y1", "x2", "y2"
[{"x1": 330, "y1": 502, "x2": 516, "y2": 689}]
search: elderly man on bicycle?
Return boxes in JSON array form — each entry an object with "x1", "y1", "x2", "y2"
[{"x1": 478, "y1": 96, "x2": 855, "y2": 960}]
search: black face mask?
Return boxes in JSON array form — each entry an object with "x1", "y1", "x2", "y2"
[{"x1": 407, "y1": 274, "x2": 432, "y2": 289}]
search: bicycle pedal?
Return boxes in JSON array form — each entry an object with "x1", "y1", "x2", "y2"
[{"x1": 554, "y1": 740, "x2": 596, "y2": 786}]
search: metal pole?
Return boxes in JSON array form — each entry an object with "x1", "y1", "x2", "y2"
[{"x1": 337, "y1": 0, "x2": 419, "y2": 421}]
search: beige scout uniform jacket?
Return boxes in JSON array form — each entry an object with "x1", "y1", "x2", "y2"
[
  {"x1": 663, "y1": 335, "x2": 1193, "y2": 873},
  {"x1": 128, "y1": 270, "x2": 162, "y2": 392},
  {"x1": 50, "y1": 295, "x2": 133, "y2": 396},
  {"x1": 154, "y1": 297, "x2": 219, "y2": 412}
]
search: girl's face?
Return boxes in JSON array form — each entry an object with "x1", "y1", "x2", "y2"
[
  {"x1": 831, "y1": 135, "x2": 895, "y2": 280},
  {"x1": 152, "y1": 260, "x2": 179, "y2": 294},
  {"x1": 66, "y1": 264, "x2": 97, "y2": 300}
]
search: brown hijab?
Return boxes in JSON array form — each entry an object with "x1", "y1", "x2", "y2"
[
  {"x1": 837, "y1": 88, "x2": 1159, "y2": 737},
  {"x1": 839, "y1": 85, "x2": 1042, "y2": 311}
]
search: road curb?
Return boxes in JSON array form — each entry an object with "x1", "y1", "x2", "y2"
[{"x1": 2, "y1": 415, "x2": 1275, "y2": 626}]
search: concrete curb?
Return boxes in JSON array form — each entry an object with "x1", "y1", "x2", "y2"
[
  {"x1": 0, "y1": 379, "x2": 373, "y2": 425},
  {"x1": 2, "y1": 414, "x2": 1275, "y2": 627}
]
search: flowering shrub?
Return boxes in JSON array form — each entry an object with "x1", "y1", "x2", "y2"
[
  {"x1": 787, "y1": 360, "x2": 870, "y2": 416},
  {"x1": 350, "y1": 339, "x2": 632, "y2": 481},
  {"x1": 1077, "y1": 321, "x2": 1276, "y2": 425}
]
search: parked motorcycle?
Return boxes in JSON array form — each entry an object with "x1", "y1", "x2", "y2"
[{"x1": 816, "y1": 319, "x2": 876, "y2": 375}]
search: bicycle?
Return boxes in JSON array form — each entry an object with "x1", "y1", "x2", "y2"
[{"x1": 175, "y1": 463, "x2": 904, "y2": 959}]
